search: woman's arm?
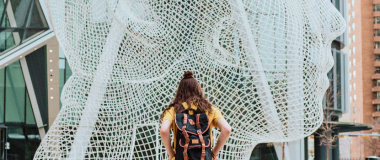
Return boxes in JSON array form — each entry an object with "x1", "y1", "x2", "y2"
[
  {"x1": 212, "y1": 118, "x2": 231, "y2": 158},
  {"x1": 160, "y1": 120, "x2": 175, "y2": 160}
]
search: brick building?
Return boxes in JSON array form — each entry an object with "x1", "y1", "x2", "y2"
[{"x1": 348, "y1": 0, "x2": 380, "y2": 158}]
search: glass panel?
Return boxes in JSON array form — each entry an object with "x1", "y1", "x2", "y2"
[
  {"x1": 65, "y1": 60, "x2": 72, "y2": 81},
  {"x1": 376, "y1": 54, "x2": 380, "y2": 61},
  {"x1": 377, "y1": 92, "x2": 380, "y2": 99},
  {"x1": 334, "y1": 0, "x2": 340, "y2": 10},
  {"x1": 336, "y1": 52, "x2": 341, "y2": 110},
  {"x1": 377, "y1": 105, "x2": 380, "y2": 111},
  {"x1": 0, "y1": 0, "x2": 49, "y2": 55},
  {"x1": 375, "y1": 4, "x2": 380, "y2": 11},
  {"x1": 377, "y1": 79, "x2": 380, "y2": 86},
  {"x1": 250, "y1": 143, "x2": 278, "y2": 159},
  {"x1": 26, "y1": 91, "x2": 36, "y2": 125},
  {"x1": 376, "y1": 67, "x2": 380, "y2": 74},
  {"x1": 59, "y1": 59, "x2": 65, "y2": 109},
  {"x1": 375, "y1": 42, "x2": 380, "y2": 49},
  {"x1": 0, "y1": 68, "x2": 4, "y2": 123},
  {"x1": 5, "y1": 60, "x2": 25, "y2": 123},
  {"x1": 24, "y1": 29, "x2": 45, "y2": 40},
  {"x1": 0, "y1": 31, "x2": 16, "y2": 53},
  {"x1": 26, "y1": 0, "x2": 48, "y2": 28},
  {"x1": 7, "y1": 126, "x2": 25, "y2": 160},
  {"x1": 59, "y1": 47, "x2": 65, "y2": 58},
  {"x1": 0, "y1": 128, "x2": 6, "y2": 160},
  {"x1": 375, "y1": 29, "x2": 380, "y2": 36},
  {"x1": 0, "y1": 0, "x2": 4, "y2": 17},
  {"x1": 375, "y1": 17, "x2": 380, "y2": 24},
  {"x1": 9, "y1": 0, "x2": 33, "y2": 27},
  {"x1": 25, "y1": 127, "x2": 40, "y2": 160},
  {"x1": 1, "y1": 5, "x2": 10, "y2": 28}
]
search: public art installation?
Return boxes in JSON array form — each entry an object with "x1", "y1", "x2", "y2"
[{"x1": 34, "y1": 0, "x2": 345, "y2": 159}]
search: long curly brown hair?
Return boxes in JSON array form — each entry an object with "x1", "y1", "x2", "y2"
[{"x1": 160, "y1": 71, "x2": 213, "y2": 121}]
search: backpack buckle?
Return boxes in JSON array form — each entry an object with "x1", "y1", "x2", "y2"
[{"x1": 197, "y1": 130, "x2": 202, "y2": 134}]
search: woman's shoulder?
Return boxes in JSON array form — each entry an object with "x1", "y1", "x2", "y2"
[{"x1": 208, "y1": 105, "x2": 220, "y2": 114}]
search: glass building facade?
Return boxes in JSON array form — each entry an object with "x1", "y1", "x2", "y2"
[
  {"x1": 59, "y1": 47, "x2": 72, "y2": 109},
  {"x1": 0, "y1": 46, "x2": 48, "y2": 159},
  {"x1": 0, "y1": 0, "x2": 49, "y2": 159},
  {"x1": 324, "y1": 42, "x2": 349, "y2": 115},
  {"x1": 0, "y1": 0, "x2": 48, "y2": 54}
]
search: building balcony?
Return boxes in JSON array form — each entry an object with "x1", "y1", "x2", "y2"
[
  {"x1": 372, "y1": 74, "x2": 380, "y2": 79},
  {"x1": 373, "y1": 111, "x2": 380, "y2": 117},
  {"x1": 375, "y1": 24, "x2": 380, "y2": 30},
  {"x1": 375, "y1": 11, "x2": 380, "y2": 17},
  {"x1": 373, "y1": 86, "x2": 380, "y2": 92},
  {"x1": 373, "y1": 99, "x2": 380, "y2": 104}
]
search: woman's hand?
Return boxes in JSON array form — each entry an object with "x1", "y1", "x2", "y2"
[
  {"x1": 211, "y1": 118, "x2": 231, "y2": 160},
  {"x1": 168, "y1": 154, "x2": 174, "y2": 160},
  {"x1": 211, "y1": 148, "x2": 218, "y2": 159}
]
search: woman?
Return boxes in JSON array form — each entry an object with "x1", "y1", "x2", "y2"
[{"x1": 160, "y1": 71, "x2": 231, "y2": 160}]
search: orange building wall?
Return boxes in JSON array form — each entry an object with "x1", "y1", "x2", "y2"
[{"x1": 350, "y1": 0, "x2": 377, "y2": 158}]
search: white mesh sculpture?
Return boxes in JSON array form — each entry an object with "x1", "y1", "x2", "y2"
[{"x1": 34, "y1": 0, "x2": 345, "y2": 159}]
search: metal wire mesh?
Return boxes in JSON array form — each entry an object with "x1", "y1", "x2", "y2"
[{"x1": 34, "y1": 0, "x2": 345, "y2": 159}]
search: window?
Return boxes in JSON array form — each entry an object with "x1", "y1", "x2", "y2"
[
  {"x1": 375, "y1": 42, "x2": 380, "y2": 49},
  {"x1": 375, "y1": 17, "x2": 380, "y2": 24},
  {"x1": 350, "y1": 96, "x2": 352, "y2": 103},
  {"x1": 353, "y1": 70, "x2": 356, "y2": 78},
  {"x1": 353, "y1": 107, "x2": 356, "y2": 114},
  {"x1": 375, "y1": 29, "x2": 380, "y2": 36},
  {"x1": 352, "y1": 11, "x2": 355, "y2": 19},
  {"x1": 349, "y1": 61, "x2": 351, "y2": 68},
  {"x1": 348, "y1": 38, "x2": 351, "y2": 45},
  {"x1": 353, "y1": 58, "x2": 356, "y2": 66},
  {"x1": 348, "y1": 14, "x2": 351, "y2": 22},
  {"x1": 377, "y1": 92, "x2": 380, "y2": 99},
  {"x1": 375, "y1": 55, "x2": 380, "y2": 61},
  {"x1": 354, "y1": 119, "x2": 356, "y2": 123},
  {"x1": 352, "y1": 35, "x2": 355, "y2": 43},
  {"x1": 352, "y1": 0, "x2": 354, "y2": 7},
  {"x1": 375, "y1": 4, "x2": 380, "y2": 11},
  {"x1": 353, "y1": 47, "x2": 356, "y2": 55},
  {"x1": 376, "y1": 67, "x2": 380, "y2": 74},
  {"x1": 352, "y1": 23, "x2": 355, "y2": 31},
  {"x1": 349, "y1": 50, "x2": 351, "y2": 57},
  {"x1": 377, "y1": 105, "x2": 380, "y2": 111},
  {"x1": 354, "y1": 94, "x2": 357, "y2": 102},
  {"x1": 353, "y1": 83, "x2": 356, "y2": 90},
  {"x1": 350, "y1": 84, "x2": 352, "y2": 92},
  {"x1": 377, "y1": 79, "x2": 380, "y2": 86},
  {"x1": 349, "y1": 72, "x2": 352, "y2": 80}
]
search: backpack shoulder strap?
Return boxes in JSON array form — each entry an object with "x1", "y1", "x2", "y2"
[
  {"x1": 196, "y1": 114, "x2": 206, "y2": 160},
  {"x1": 181, "y1": 113, "x2": 190, "y2": 160}
]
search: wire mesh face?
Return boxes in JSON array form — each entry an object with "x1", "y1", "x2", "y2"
[{"x1": 34, "y1": 0, "x2": 345, "y2": 159}]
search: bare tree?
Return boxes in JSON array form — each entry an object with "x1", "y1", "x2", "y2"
[
  {"x1": 315, "y1": 79, "x2": 339, "y2": 160},
  {"x1": 364, "y1": 118, "x2": 380, "y2": 156},
  {"x1": 267, "y1": 142, "x2": 287, "y2": 160}
]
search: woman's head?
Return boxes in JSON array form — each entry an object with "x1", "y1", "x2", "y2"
[
  {"x1": 160, "y1": 71, "x2": 212, "y2": 121},
  {"x1": 175, "y1": 71, "x2": 203, "y2": 101}
]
